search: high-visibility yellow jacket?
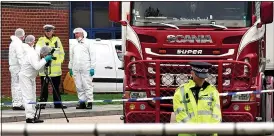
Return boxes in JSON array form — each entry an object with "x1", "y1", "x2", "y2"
[
  {"x1": 35, "y1": 36, "x2": 65, "y2": 77},
  {"x1": 173, "y1": 80, "x2": 222, "y2": 136}
]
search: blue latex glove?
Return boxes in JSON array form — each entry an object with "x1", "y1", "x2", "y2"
[
  {"x1": 69, "y1": 69, "x2": 73, "y2": 76},
  {"x1": 90, "y1": 69, "x2": 94, "y2": 76},
  {"x1": 44, "y1": 55, "x2": 52, "y2": 62}
]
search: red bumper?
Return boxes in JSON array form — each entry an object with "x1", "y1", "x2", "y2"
[
  {"x1": 125, "y1": 111, "x2": 171, "y2": 123},
  {"x1": 125, "y1": 111, "x2": 255, "y2": 123},
  {"x1": 222, "y1": 112, "x2": 254, "y2": 122}
]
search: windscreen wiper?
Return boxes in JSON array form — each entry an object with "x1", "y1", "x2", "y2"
[
  {"x1": 136, "y1": 20, "x2": 179, "y2": 29},
  {"x1": 183, "y1": 22, "x2": 228, "y2": 29}
]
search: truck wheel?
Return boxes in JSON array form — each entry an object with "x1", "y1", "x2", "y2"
[
  {"x1": 122, "y1": 101, "x2": 126, "y2": 123},
  {"x1": 260, "y1": 92, "x2": 267, "y2": 122},
  {"x1": 261, "y1": 78, "x2": 267, "y2": 123},
  {"x1": 261, "y1": 82, "x2": 272, "y2": 136}
]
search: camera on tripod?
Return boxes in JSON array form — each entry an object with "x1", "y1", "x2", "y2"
[{"x1": 45, "y1": 48, "x2": 57, "y2": 67}]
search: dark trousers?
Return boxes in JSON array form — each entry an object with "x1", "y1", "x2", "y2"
[{"x1": 39, "y1": 76, "x2": 62, "y2": 106}]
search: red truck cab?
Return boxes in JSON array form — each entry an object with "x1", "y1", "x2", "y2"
[{"x1": 109, "y1": 1, "x2": 274, "y2": 123}]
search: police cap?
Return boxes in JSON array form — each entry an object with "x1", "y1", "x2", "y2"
[
  {"x1": 43, "y1": 24, "x2": 55, "y2": 32},
  {"x1": 189, "y1": 61, "x2": 212, "y2": 79}
]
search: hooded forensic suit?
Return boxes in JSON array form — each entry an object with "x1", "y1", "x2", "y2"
[
  {"x1": 19, "y1": 45, "x2": 49, "y2": 119},
  {"x1": 68, "y1": 34, "x2": 96, "y2": 105},
  {"x1": 9, "y1": 35, "x2": 24, "y2": 107}
]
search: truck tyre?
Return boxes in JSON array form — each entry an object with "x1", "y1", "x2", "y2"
[
  {"x1": 122, "y1": 102, "x2": 126, "y2": 123},
  {"x1": 261, "y1": 78, "x2": 267, "y2": 122},
  {"x1": 260, "y1": 92, "x2": 267, "y2": 122},
  {"x1": 261, "y1": 80, "x2": 272, "y2": 136}
]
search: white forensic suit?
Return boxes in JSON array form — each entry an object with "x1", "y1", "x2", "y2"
[
  {"x1": 22, "y1": 43, "x2": 31, "y2": 55},
  {"x1": 68, "y1": 38, "x2": 96, "y2": 102},
  {"x1": 9, "y1": 35, "x2": 24, "y2": 107},
  {"x1": 19, "y1": 46, "x2": 47, "y2": 119}
]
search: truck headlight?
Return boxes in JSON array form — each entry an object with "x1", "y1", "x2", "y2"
[
  {"x1": 206, "y1": 75, "x2": 217, "y2": 85},
  {"x1": 148, "y1": 67, "x2": 155, "y2": 74},
  {"x1": 176, "y1": 74, "x2": 189, "y2": 85},
  {"x1": 149, "y1": 79, "x2": 156, "y2": 86},
  {"x1": 223, "y1": 68, "x2": 231, "y2": 75},
  {"x1": 223, "y1": 80, "x2": 231, "y2": 87},
  {"x1": 130, "y1": 92, "x2": 147, "y2": 99},
  {"x1": 161, "y1": 73, "x2": 174, "y2": 86},
  {"x1": 231, "y1": 94, "x2": 250, "y2": 101}
]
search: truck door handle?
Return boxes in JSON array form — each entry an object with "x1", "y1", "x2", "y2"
[{"x1": 105, "y1": 66, "x2": 113, "y2": 69}]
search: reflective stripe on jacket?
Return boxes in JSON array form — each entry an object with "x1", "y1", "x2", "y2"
[
  {"x1": 35, "y1": 36, "x2": 65, "y2": 77},
  {"x1": 173, "y1": 80, "x2": 222, "y2": 136}
]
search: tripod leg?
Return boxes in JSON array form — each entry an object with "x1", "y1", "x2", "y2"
[
  {"x1": 39, "y1": 76, "x2": 49, "y2": 107},
  {"x1": 38, "y1": 105, "x2": 42, "y2": 119},
  {"x1": 35, "y1": 76, "x2": 48, "y2": 119},
  {"x1": 34, "y1": 104, "x2": 39, "y2": 118},
  {"x1": 48, "y1": 76, "x2": 69, "y2": 123},
  {"x1": 34, "y1": 104, "x2": 42, "y2": 119}
]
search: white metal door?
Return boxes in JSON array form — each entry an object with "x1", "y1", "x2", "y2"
[
  {"x1": 266, "y1": 11, "x2": 274, "y2": 71},
  {"x1": 110, "y1": 40, "x2": 124, "y2": 93},
  {"x1": 92, "y1": 40, "x2": 117, "y2": 93}
]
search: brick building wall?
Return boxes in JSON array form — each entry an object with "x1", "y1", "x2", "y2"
[{"x1": 1, "y1": 2, "x2": 70, "y2": 96}]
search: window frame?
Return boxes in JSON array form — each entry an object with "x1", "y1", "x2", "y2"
[{"x1": 70, "y1": 1, "x2": 121, "y2": 39}]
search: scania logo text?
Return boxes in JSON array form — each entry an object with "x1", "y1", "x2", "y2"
[
  {"x1": 177, "y1": 50, "x2": 202, "y2": 55},
  {"x1": 167, "y1": 35, "x2": 213, "y2": 43}
]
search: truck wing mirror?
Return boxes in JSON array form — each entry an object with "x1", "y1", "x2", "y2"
[
  {"x1": 260, "y1": 2, "x2": 273, "y2": 24},
  {"x1": 109, "y1": 2, "x2": 121, "y2": 23}
]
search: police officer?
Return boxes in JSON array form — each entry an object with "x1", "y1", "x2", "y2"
[
  {"x1": 35, "y1": 24, "x2": 67, "y2": 109},
  {"x1": 173, "y1": 61, "x2": 221, "y2": 136}
]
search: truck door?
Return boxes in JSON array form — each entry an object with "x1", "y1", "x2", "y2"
[{"x1": 92, "y1": 40, "x2": 117, "y2": 93}]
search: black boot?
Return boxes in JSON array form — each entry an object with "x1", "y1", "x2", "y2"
[
  {"x1": 86, "y1": 102, "x2": 92, "y2": 109},
  {"x1": 12, "y1": 105, "x2": 25, "y2": 110},
  {"x1": 76, "y1": 102, "x2": 86, "y2": 109},
  {"x1": 26, "y1": 118, "x2": 44, "y2": 123}
]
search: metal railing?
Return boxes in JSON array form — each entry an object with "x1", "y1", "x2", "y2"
[{"x1": 2, "y1": 123, "x2": 274, "y2": 136}]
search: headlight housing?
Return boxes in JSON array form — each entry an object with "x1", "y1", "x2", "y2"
[
  {"x1": 149, "y1": 79, "x2": 156, "y2": 86},
  {"x1": 175, "y1": 74, "x2": 189, "y2": 85},
  {"x1": 206, "y1": 74, "x2": 217, "y2": 85},
  {"x1": 161, "y1": 73, "x2": 174, "y2": 86},
  {"x1": 223, "y1": 68, "x2": 232, "y2": 75},
  {"x1": 148, "y1": 67, "x2": 155, "y2": 74}
]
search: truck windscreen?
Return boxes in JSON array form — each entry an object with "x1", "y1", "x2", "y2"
[{"x1": 131, "y1": 2, "x2": 252, "y2": 28}]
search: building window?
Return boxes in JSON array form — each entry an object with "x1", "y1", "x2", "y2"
[
  {"x1": 93, "y1": 2, "x2": 112, "y2": 28},
  {"x1": 70, "y1": 1, "x2": 121, "y2": 39},
  {"x1": 71, "y1": 1, "x2": 91, "y2": 28},
  {"x1": 115, "y1": 32, "x2": 121, "y2": 39},
  {"x1": 94, "y1": 32, "x2": 112, "y2": 39},
  {"x1": 113, "y1": 22, "x2": 121, "y2": 27}
]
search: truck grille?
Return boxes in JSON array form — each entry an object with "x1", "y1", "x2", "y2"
[{"x1": 126, "y1": 60, "x2": 252, "y2": 107}]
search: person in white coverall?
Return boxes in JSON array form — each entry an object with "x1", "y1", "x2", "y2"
[
  {"x1": 68, "y1": 27, "x2": 96, "y2": 109},
  {"x1": 19, "y1": 35, "x2": 53, "y2": 123},
  {"x1": 9, "y1": 28, "x2": 25, "y2": 110}
]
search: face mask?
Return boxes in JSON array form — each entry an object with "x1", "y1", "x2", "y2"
[
  {"x1": 77, "y1": 36, "x2": 84, "y2": 43},
  {"x1": 77, "y1": 37, "x2": 82, "y2": 41}
]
